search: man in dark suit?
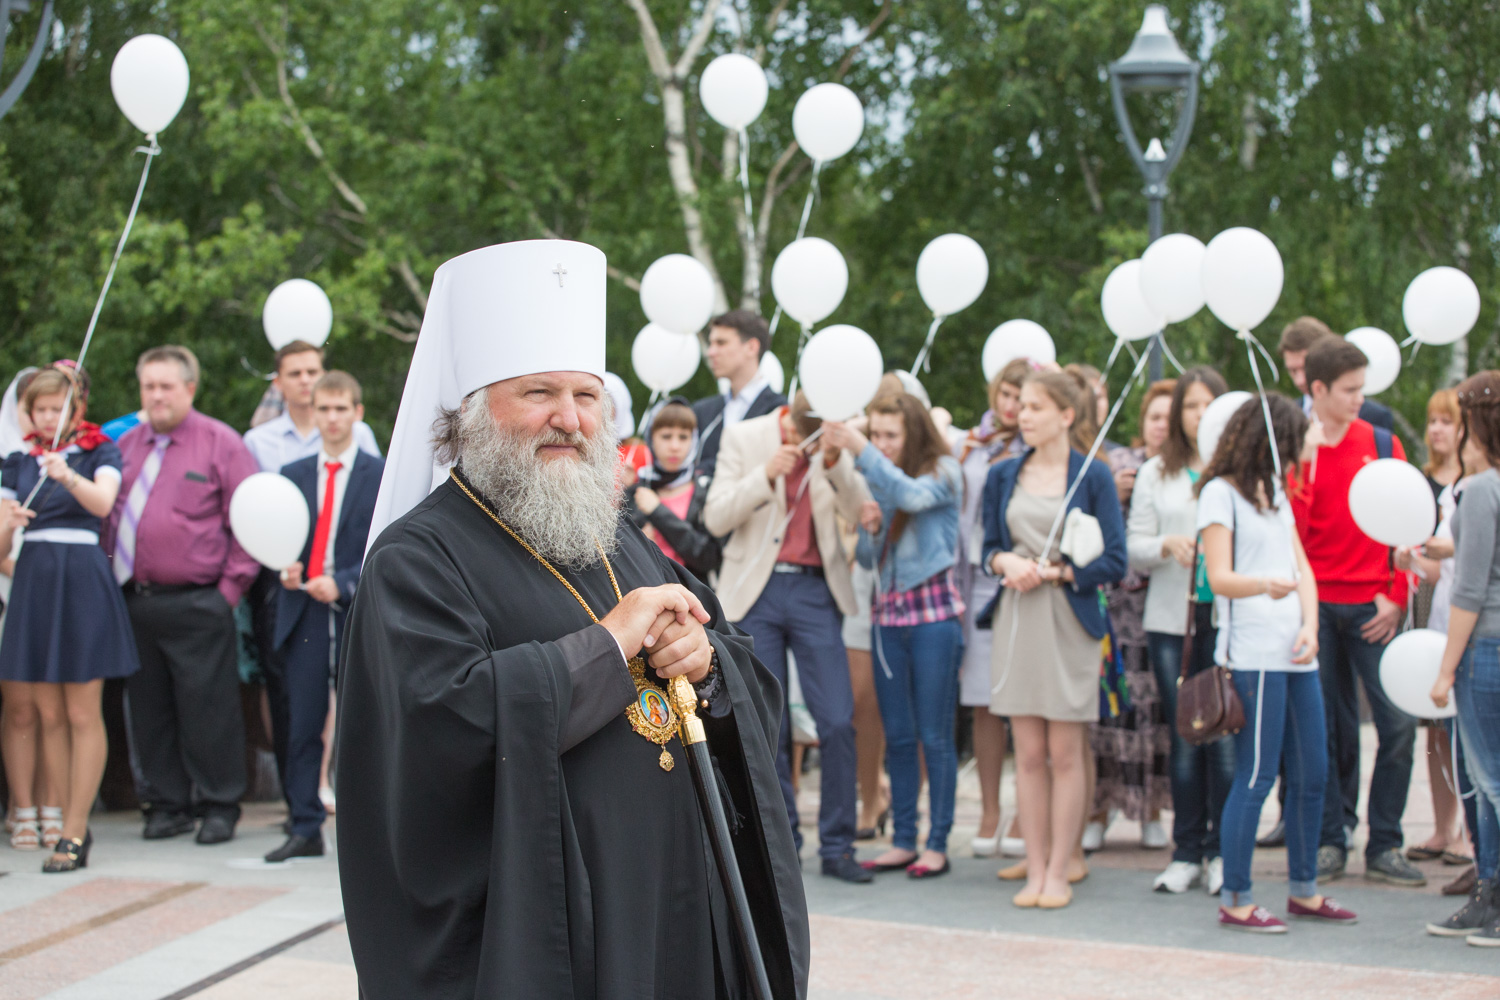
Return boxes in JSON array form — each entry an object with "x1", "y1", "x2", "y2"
[
  {"x1": 1279, "y1": 316, "x2": 1394, "y2": 431},
  {"x1": 692, "y1": 310, "x2": 786, "y2": 478},
  {"x1": 267, "y1": 371, "x2": 384, "y2": 863}
]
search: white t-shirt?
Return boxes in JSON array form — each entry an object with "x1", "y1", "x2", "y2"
[
  {"x1": 1195, "y1": 478, "x2": 1310, "y2": 672},
  {"x1": 1428, "y1": 482, "x2": 1462, "y2": 635}
]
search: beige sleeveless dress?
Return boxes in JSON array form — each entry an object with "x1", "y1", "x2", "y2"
[{"x1": 989, "y1": 486, "x2": 1100, "y2": 723}]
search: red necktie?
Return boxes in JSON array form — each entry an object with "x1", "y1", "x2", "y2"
[{"x1": 307, "y1": 461, "x2": 343, "y2": 579}]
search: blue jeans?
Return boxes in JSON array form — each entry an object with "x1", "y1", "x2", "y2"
[
  {"x1": 1316, "y1": 602, "x2": 1416, "y2": 857},
  {"x1": 1220, "y1": 669, "x2": 1328, "y2": 907},
  {"x1": 1455, "y1": 637, "x2": 1500, "y2": 883},
  {"x1": 1149, "y1": 606, "x2": 1235, "y2": 864},
  {"x1": 738, "y1": 573, "x2": 857, "y2": 860},
  {"x1": 870, "y1": 618, "x2": 962, "y2": 853}
]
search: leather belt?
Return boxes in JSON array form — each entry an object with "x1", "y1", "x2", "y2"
[
  {"x1": 122, "y1": 581, "x2": 211, "y2": 597},
  {"x1": 771, "y1": 562, "x2": 824, "y2": 577}
]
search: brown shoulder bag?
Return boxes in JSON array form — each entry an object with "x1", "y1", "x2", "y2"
[{"x1": 1175, "y1": 501, "x2": 1245, "y2": 746}]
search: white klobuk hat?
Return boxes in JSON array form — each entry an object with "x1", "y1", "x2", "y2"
[{"x1": 368, "y1": 239, "x2": 608, "y2": 546}]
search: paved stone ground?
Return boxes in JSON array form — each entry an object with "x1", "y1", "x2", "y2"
[{"x1": 0, "y1": 724, "x2": 1495, "y2": 998}]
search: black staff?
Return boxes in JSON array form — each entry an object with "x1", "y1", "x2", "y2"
[{"x1": 668, "y1": 675, "x2": 775, "y2": 1000}]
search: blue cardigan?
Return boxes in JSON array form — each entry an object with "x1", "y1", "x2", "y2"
[{"x1": 978, "y1": 448, "x2": 1127, "y2": 639}]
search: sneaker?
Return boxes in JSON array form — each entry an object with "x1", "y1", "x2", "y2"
[
  {"x1": 1364, "y1": 847, "x2": 1427, "y2": 887},
  {"x1": 1219, "y1": 906, "x2": 1287, "y2": 934},
  {"x1": 1081, "y1": 821, "x2": 1106, "y2": 853},
  {"x1": 1203, "y1": 856, "x2": 1224, "y2": 896},
  {"x1": 1141, "y1": 820, "x2": 1169, "y2": 850},
  {"x1": 1316, "y1": 845, "x2": 1347, "y2": 883},
  {"x1": 1256, "y1": 818, "x2": 1286, "y2": 849},
  {"x1": 1468, "y1": 920, "x2": 1500, "y2": 947},
  {"x1": 1287, "y1": 896, "x2": 1357, "y2": 923},
  {"x1": 1153, "y1": 860, "x2": 1201, "y2": 894},
  {"x1": 1429, "y1": 880, "x2": 1497, "y2": 937}
]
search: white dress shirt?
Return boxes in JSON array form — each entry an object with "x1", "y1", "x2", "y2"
[
  {"x1": 721, "y1": 374, "x2": 770, "y2": 429},
  {"x1": 313, "y1": 443, "x2": 359, "y2": 578},
  {"x1": 244, "y1": 412, "x2": 381, "y2": 473}
]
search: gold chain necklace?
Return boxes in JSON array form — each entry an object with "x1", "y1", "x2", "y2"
[{"x1": 449, "y1": 470, "x2": 681, "y2": 770}]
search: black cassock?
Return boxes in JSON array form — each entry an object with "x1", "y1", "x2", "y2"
[{"x1": 336, "y1": 474, "x2": 809, "y2": 999}]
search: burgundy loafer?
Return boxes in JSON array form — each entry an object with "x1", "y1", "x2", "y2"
[{"x1": 1287, "y1": 897, "x2": 1358, "y2": 923}]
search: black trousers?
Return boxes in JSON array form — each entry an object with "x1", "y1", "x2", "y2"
[
  {"x1": 249, "y1": 568, "x2": 289, "y2": 792},
  {"x1": 124, "y1": 585, "x2": 247, "y2": 819},
  {"x1": 280, "y1": 602, "x2": 342, "y2": 838}
]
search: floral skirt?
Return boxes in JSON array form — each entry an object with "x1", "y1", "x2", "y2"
[{"x1": 1091, "y1": 640, "x2": 1171, "y2": 822}]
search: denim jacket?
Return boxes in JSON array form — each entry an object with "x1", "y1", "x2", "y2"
[
  {"x1": 854, "y1": 444, "x2": 962, "y2": 595},
  {"x1": 978, "y1": 448, "x2": 1127, "y2": 639}
]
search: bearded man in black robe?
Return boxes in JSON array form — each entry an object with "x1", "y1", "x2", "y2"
[{"x1": 336, "y1": 240, "x2": 808, "y2": 999}]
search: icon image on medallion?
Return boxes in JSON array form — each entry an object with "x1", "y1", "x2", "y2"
[{"x1": 640, "y1": 688, "x2": 671, "y2": 729}]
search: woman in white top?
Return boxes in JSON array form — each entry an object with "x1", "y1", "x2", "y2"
[
  {"x1": 1197, "y1": 393, "x2": 1355, "y2": 933},
  {"x1": 1126, "y1": 367, "x2": 1234, "y2": 895}
]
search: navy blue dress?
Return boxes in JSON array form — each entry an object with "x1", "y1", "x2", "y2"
[{"x1": 0, "y1": 443, "x2": 141, "y2": 683}]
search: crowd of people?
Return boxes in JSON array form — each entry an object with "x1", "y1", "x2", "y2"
[{"x1": 1, "y1": 304, "x2": 1499, "y2": 948}]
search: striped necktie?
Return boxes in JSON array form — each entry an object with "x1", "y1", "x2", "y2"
[{"x1": 113, "y1": 434, "x2": 171, "y2": 586}]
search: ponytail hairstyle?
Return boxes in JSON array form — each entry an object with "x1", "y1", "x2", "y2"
[{"x1": 1196, "y1": 393, "x2": 1307, "y2": 512}]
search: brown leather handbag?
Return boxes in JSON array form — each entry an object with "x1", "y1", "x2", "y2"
[{"x1": 1175, "y1": 509, "x2": 1245, "y2": 746}]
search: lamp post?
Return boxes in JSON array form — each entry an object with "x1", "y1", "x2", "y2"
[
  {"x1": 0, "y1": 0, "x2": 54, "y2": 121},
  {"x1": 1109, "y1": 4, "x2": 1199, "y2": 380}
]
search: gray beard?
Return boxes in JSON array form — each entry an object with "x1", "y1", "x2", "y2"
[{"x1": 457, "y1": 394, "x2": 622, "y2": 570}]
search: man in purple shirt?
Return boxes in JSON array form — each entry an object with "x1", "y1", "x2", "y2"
[{"x1": 105, "y1": 345, "x2": 261, "y2": 845}]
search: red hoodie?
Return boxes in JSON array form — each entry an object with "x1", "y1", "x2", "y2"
[{"x1": 1288, "y1": 419, "x2": 1408, "y2": 607}]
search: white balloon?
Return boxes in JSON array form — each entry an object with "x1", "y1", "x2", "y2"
[
  {"x1": 1101, "y1": 259, "x2": 1164, "y2": 342},
  {"x1": 1403, "y1": 267, "x2": 1481, "y2": 346},
  {"x1": 1202, "y1": 227, "x2": 1284, "y2": 331},
  {"x1": 759, "y1": 352, "x2": 785, "y2": 395},
  {"x1": 602, "y1": 372, "x2": 634, "y2": 441},
  {"x1": 916, "y1": 234, "x2": 988, "y2": 317},
  {"x1": 1344, "y1": 327, "x2": 1401, "y2": 396},
  {"x1": 631, "y1": 324, "x2": 701, "y2": 394},
  {"x1": 1140, "y1": 233, "x2": 1207, "y2": 324},
  {"x1": 981, "y1": 320, "x2": 1055, "y2": 382},
  {"x1": 262, "y1": 279, "x2": 333, "y2": 350},
  {"x1": 1349, "y1": 458, "x2": 1437, "y2": 548},
  {"x1": 229, "y1": 473, "x2": 310, "y2": 571},
  {"x1": 792, "y1": 82, "x2": 864, "y2": 163},
  {"x1": 640, "y1": 254, "x2": 715, "y2": 336},
  {"x1": 110, "y1": 34, "x2": 190, "y2": 136},
  {"x1": 698, "y1": 53, "x2": 768, "y2": 131},
  {"x1": 798, "y1": 325, "x2": 883, "y2": 420},
  {"x1": 770, "y1": 237, "x2": 848, "y2": 326},
  {"x1": 1379, "y1": 629, "x2": 1456, "y2": 720},
  {"x1": 1196, "y1": 390, "x2": 1252, "y2": 465}
]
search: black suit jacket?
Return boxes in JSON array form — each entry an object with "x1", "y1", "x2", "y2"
[
  {"x1": 692, "y1": 385, "x2": 787, "y2": 478},
  {"x1": 273, "y1": 449, "x2": 384, "y2": 650}
]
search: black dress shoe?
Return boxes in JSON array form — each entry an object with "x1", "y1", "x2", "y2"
[
  {"x1": 821, "y1": 854, "x2": 875, "y2": 884},
  {"x1": 196, "y1": 814, "x2": 236, "y2": 845},
  {"x1": 1256, "y1": 819, "x2": 1286, "y2": 849},
  {"x1": 264, "y1": 834, "x2": 325, "y2": 864},
  {"x1": 143, "y1": 811, "x2": 195, "y2": 840}
]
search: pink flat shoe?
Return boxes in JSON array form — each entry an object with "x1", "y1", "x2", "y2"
[
  {"x1": 1287, "y1": 897, "x2": 1357, "y2": 923},
  {"x1": 1219, "y1": 906, "x2": 1287, "y2": 934}
]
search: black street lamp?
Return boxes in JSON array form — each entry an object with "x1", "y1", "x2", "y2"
[
  {"x1": 1, "y1": 0, "x2": 54, "y2": 121},
  {"x1": 1109, "y1": 4, "x2": 1200, "y2": 380}
]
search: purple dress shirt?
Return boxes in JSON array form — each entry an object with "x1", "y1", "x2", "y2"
[{"x1": 105, "y1": 409, "x2": 262, "y2": 607}]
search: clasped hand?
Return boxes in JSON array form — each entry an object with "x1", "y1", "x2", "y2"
[
  {"x1": 281, "y1": 561, "x2": 339, "y2": 604},
  {"x1": 600, "y1": 584, "x2": 713, "y2": 683}
]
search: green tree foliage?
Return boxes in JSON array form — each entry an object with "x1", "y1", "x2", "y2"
[{"x1": 1, "y1": 0, "x2": 1494, "y2": 442}]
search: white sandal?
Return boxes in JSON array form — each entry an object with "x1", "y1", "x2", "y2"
[
  {"x1": 10, "y1": 807, "x2": 40, "y2": 851},
  {"x1": 40, "y1": 806, "x2": 64, "y2": 849}
]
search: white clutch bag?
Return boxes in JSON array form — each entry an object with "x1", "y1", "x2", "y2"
[{"x1": 1059, "y1": 508, "x2": 1105, "y2": 569}]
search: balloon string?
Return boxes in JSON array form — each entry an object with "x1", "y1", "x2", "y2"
[
  {"x1": 1157, "y1": 335, "x2": 1187, "y2": 375},
  {"x1": 737, "y1": 128, "x2": 756, "y2": 253},
  {"x1": 767, "y1": 305, "x2": 784, "y2": 342},
  {"x1": 1242, "y1": 330, "x2": 1283, "y2": 484},
  {"x1": 23, "y1": 135, "x2": 161, "y2": 513},
  {"x1": 1100, "y1": 337, "x2": 1127, "y2": 384},
  {"x1": 911, "y1": 314, "x2": 947, "y2": 375},
  {"x1": 636, "y1": 389, "x2": 663, "y2": 437},
  {"x1": 795, "y1": 160, "x2": 823, "y2": 241},
  {"x1": 786, "y1": 321, "x2": 816, "y2": 401},
  {"x1": 1036, "y1": 340, "x2": 1154, "y2": 565}
]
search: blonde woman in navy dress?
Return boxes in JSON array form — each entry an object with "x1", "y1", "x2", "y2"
[{"x1": 0, "y1": 367, "x2": 140, "y2": 872}]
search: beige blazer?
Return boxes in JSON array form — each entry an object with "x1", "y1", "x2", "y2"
[{"x1": 704, "y1": 411, "x2": 870, "y2": 622}]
